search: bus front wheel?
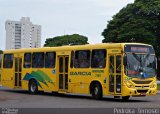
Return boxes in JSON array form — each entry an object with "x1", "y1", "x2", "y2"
[
  {"x1": 29, "y1": 80, "x2": 38, "y2": 94},
  {"x1": 91, "y1": 83, "x2": 102, "y2": 100}
]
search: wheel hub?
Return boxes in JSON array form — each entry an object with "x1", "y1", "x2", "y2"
[
  {"x1": 94, "y1": 87, "x2": 98, "y2": 95},
  {"x1": 31, "y1": 82, "x2": 36, "y2": 92}
]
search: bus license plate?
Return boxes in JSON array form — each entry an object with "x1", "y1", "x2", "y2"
[{"x1": 140, "y1": 93, "x2": 146, "y2": 95}]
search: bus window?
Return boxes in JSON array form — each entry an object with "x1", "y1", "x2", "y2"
[
  {"x1": 32, "y1": 52, "x2": 44, "y2": 68},
  {"x1": 24, "y1": 53, "x2": 31, "y2": 68},
  {"x1": 70, "y1": 51, "x2": 74, "y2": 68},
  {"x1": 91, "y1": 49, "x2": 106, "y2": 68},
  {"x1": 0, "y1": 54, "x2": 2, "y2": 68},
  {"x1": 74, "y1": 50, "x2": 90, "y2": 68},
  {"x1": 116, "y1": 56, "x2": 121, "y2": 73},
  {"x1": 45, "y1": 52, "x2": 56, "y2": 68},
  {"x1": 3, "y1": 54, "x2": 13, "y2": 68}
]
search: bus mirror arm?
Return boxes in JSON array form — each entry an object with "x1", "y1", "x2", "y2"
[
  {"x1": 124, "y1": 55, "x2": 127, "y2": 66},
  {"x1": 154, "y1": 57, "x2": 157, "y2": 69}
]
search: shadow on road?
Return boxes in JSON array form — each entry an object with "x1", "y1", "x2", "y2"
[{"x1": 1, "y1": 89, "x2": 150, "y2": 103}]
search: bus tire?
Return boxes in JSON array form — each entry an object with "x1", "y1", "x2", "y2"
[
  {"x1": 114, "y1": 96, "x2": 120, "y2": 99},
  {"x1": 29, "y1": 79, "x2": 38, "y2": 94},
  {"x1": 91, "y1": 83, "x2": 102, "y2": 100},
  {"x1": 52, "y1": 92, "x2": 59, "y2": 96},
  {"x1": 122, "y1": 96, "x2": 130, "y2": 101}
]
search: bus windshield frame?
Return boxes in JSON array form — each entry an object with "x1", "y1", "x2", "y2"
[{"x1": 124, "y1": 45, "x2": 156, "y2": 78}]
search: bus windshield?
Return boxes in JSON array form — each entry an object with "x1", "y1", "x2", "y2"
[{"x1": 124, "y1": 53, "x2": 156, "y2": 78}]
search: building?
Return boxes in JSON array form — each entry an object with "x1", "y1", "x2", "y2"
[{"x1": 5, "y1": 17, "x2": 41, "y2": 49}]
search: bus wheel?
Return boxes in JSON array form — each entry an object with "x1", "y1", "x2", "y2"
[
  {"x1": 91, "y1": 83, "x2": 102, "y2": 100},
  {"x1": 52, "y1": 92, "x2": 59, "y2": 96},
  {"x1": 122, "y1": 96, "x2": 130, "y2": 101},
  {"x1": 114, "y1": 96, "x2": 120, "y2": 99},
  {"x1": 29, "y1": 80, "x2": 38, "y2": 94}
]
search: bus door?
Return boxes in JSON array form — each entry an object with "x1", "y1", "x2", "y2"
[
  {"x1": 109, "y1": 55, "x2": 122, "y2": 95},
  {"x1": 14, "y1": 56, "x2": 22, "y2": 87},
  {"x1": 58, "y1": 56, "x2": 69, "y2": 91}
]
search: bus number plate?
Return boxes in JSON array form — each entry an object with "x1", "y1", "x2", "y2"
[{"x1": 140, "y1": 93, "x2": 146, "y2": 96}]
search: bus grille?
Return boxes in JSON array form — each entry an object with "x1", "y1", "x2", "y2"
[
  {"x1": 132, "y1": 80, "x2": 152, "y2": 84},
  {"x1": 137, "y1": 90, "x2": 148, "y2": 93}
]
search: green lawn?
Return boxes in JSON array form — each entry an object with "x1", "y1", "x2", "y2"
[{"x1": 158, "y1": 83, "x2": 160, "y2": 90}]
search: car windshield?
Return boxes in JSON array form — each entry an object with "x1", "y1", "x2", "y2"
[{"x1": 124, "y1": 53, "x2": 156, "y2": 78}]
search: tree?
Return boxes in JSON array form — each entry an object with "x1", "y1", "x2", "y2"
[
  {"x1": 102, "y1": 0, "x2": 160, "y2": 79},
  {"x1": 44, "y1": 34, "x2": 89, "y2": 47}
]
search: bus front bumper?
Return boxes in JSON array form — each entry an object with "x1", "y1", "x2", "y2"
[{"x1": 122, "y1": 86, "x2": 157, "y2": 97}]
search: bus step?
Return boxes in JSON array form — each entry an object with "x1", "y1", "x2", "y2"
[{"x1": 58, "y1": 91, "x2": 67, "y2": 94}]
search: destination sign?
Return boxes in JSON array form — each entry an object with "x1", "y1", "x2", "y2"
[{"x1": 124, "y1": 45, "x2": 154, "y2": 53}]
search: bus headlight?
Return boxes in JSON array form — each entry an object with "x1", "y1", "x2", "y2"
[
  {"x1": 125, "y1": 81, "x2": 134, "y2": 88},
  {"x1": 150, "y1": 82, "x2": 157, "y2": 88}
]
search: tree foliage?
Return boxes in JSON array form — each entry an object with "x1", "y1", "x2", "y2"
[
  {"x1": 102, "y1": 0, "x2": 160, "y2": 57},
  {"x1": 102, "y1": 0, "x2": 160, "y2": 79},
  {"x1": 44, "y1": 34, "x2": 89, "y2": 47}
]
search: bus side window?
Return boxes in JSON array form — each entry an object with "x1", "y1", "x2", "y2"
[
  {"x1": 74, "y1": 50, "x2": 90, "y2": 68},
  {"x1": 3, "y1": 54, "x2": 13, "y2": 68},
  {"x1": 32, "y1": 52, "x2": 44, "y2": 68},
  {"x1": 45, "y1": 52, "x2": 56, "y2": 68},
  {"x1": 91, "y1": 49, "x2": 106, "y2": 68},
  {"x1": 0, "y1": 54, "x2": 2, "y2": 68},
  {"x1": 24, "y1": 53, "x2": 31, "y2": 68},
  {"x1": 70, "y1": 51, "x2": 74, "y2": 68}
]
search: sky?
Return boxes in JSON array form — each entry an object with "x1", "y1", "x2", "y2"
[{"x1": 0, "y1": 0, "x2": 134, "y2": 50}]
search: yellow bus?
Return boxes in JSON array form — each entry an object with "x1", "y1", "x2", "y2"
[
  {"x1": 0, "y1": 53, "x2": 2, "y2": 84},
  {"x1": 1, "y1": 43, "x2": 157, "y2": 100}
]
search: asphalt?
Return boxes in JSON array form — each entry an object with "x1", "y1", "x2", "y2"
[
  {"x1": 1, "y1": 86, "x2": 160, "y2": 114},
  {"x1": 0, "y1": 86, "x2": 160, "y2": 108}
]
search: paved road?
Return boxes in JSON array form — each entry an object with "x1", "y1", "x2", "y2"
[{"x1": 0, "y1": 86, "x2": 160, "y2": 108}]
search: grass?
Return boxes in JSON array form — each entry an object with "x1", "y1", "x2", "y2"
[{"x1": 157, "y1": 83, "x2": 160, "y2": 90}]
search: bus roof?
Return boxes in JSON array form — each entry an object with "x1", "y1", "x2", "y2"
[{"x1": 3, "y1": 43, "x2": 152, "y2": 53}]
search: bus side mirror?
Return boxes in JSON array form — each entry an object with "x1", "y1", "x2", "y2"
[
  {"x1": 124, "y1": 55, "x2": 127, "y2": 66},
  {"x1": 154, "y1": 57, "x2": 157, "y2": 69}
]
